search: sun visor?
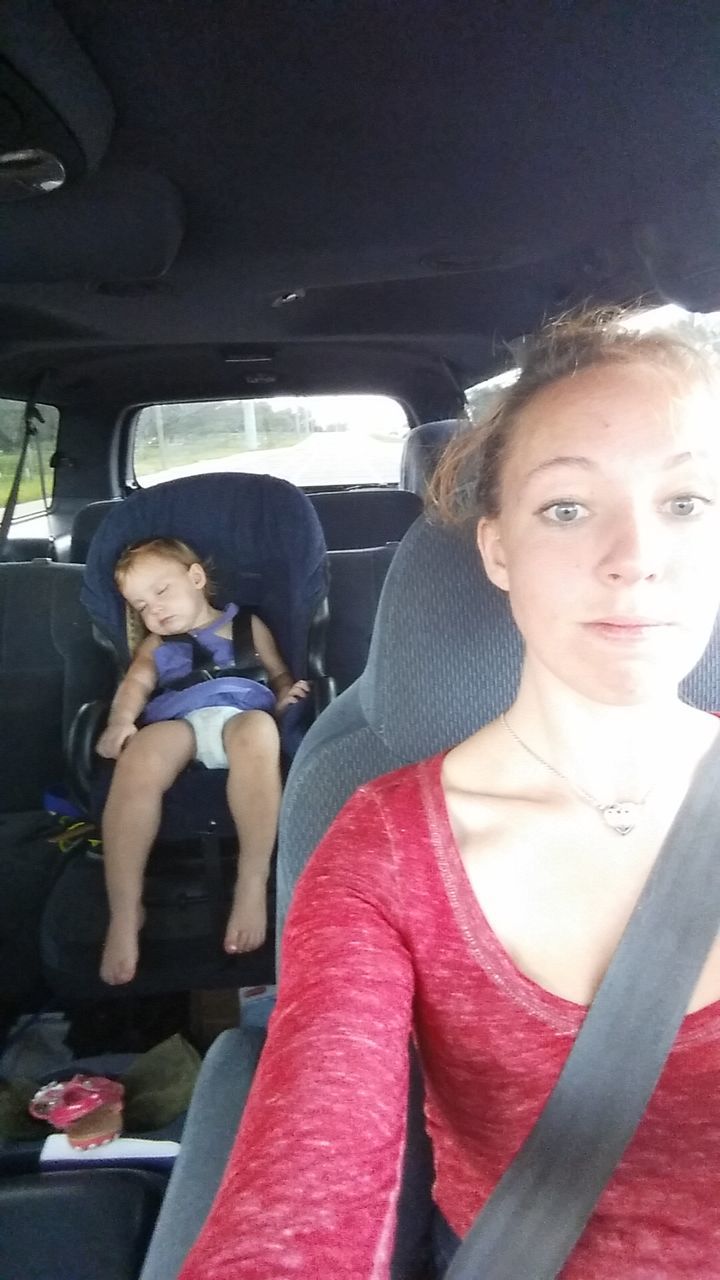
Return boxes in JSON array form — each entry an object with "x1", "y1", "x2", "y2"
[
  {"x1": 0, "y1": 164, "x2": 185, "y2": 282},
  {"x1": 1, "y1": 0, "x2": 114, "y2": 185}
]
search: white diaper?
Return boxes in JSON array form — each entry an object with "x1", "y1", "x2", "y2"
[{"x1": 183, "y1": 706, "x2": 242, "y2": 769}]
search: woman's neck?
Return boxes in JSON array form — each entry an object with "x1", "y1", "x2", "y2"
[{"x1": 507, "y1": 670, "x2": 693, "y2": 803}]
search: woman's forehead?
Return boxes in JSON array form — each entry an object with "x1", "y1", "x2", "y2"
[{"x1": 506, "y1": 362, "x2": 720, "y2": 473}]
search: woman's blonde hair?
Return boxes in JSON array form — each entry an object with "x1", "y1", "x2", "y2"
[{"x1": 428, "y1": 307, "x2": 720, "y2": 529}]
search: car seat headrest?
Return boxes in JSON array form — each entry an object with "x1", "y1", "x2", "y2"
[
  {"x1": 400, "y1": 420, "x2": 462, "y2": 497},
  {"x1": 358, "y1": 517, "x2": 522, "y2": 758},
  {"x1": 357, "y1": 516, "x2": 720, "y2": 761}
]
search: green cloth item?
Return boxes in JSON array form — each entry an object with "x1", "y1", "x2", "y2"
[
  {"x1": 123, "y1": 1033, "x2": 201, "y2": 1131},
  {"x1": 0, "y1": 1033, "x2": 201, "y2": 1142},
  {"x1": 0, "y1": 1078, "x2": 44, "y2": 1141}
]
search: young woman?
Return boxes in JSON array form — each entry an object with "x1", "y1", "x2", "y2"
[{"x1": 178, "y1": 310, "x2": 720, "y2": 1278}]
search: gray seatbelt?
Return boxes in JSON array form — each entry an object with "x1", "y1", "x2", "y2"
[{"x1": 445, "y1": 731, "x2": 720, "y2": 1280}]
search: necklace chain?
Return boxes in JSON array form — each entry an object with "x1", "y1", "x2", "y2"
[{"x1": 500, "y1": 712, "x2": 653, "y2": 836}]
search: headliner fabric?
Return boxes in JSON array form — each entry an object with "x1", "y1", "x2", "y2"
[{"x1": 81, "y1": 472, "x2": 329, "y2": 675}]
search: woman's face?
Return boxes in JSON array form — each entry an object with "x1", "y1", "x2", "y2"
[{"x1": 477, "y1": 361, "x2": 720, "y2": 706}]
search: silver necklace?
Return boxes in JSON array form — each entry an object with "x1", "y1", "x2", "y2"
[{"x1": 500, "y1": 712, "x2": 652, "y2": 836}]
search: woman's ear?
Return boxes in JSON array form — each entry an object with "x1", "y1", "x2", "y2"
[{"x1": 477, "y1": 517, "x2": 509, "y2": 592}]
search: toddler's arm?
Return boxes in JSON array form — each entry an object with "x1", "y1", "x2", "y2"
[
  {"x1": 96, "y1": 636, "x2": 160, "y2": 758},
  {"x1": 250, "y1": 615, "x2": 310, "y2": 713}
]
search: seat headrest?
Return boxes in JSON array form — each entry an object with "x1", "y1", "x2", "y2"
[
  {"x1": 71, "y1": 499, "x2": 120, "y2": 562},
  {"x1": 400, "y1": 420, "x2": 461, "y2": 496},
  {"x1": 358, "y1": 517, "x2": 720, "y2": 760},
  {"x1": 359, "y1": 518, "x2": 522, "y2": 758},
  {"x1": 81, "y1": 473, "x2": 328, "y2": 670}
]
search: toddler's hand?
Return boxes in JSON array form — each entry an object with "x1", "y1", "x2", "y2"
[
  {"x1": 276, "y1": 680, "x2": 311, "y2": 714},
  {"x1": 96, "y1": 722, "x2": 138, "y2": 759}
]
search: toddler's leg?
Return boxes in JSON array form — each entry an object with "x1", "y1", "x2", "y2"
[
  {"x1": 100, "y1": 720, "x2": 195, "y2": 985},
  {"x1": 222, "y1": 710, "x2": 281, "y2": 954}
]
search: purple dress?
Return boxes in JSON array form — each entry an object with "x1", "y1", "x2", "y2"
[{"x1": 142, "y1": 603, "x2": 276, "y2": 725}]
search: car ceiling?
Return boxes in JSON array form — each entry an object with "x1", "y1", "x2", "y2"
[{"x1": 1, "y1": 0, "x2": 719, "y2": 406}]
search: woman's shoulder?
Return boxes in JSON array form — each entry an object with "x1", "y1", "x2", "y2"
[{"x1": 350, "y1": 752, "x2": 447, "y2": 813}]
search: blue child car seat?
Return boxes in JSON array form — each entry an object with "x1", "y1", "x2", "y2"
[
  {"x1": 77, "y1": 471, "x2": 329, "y2": 838},
  {"x1": 42, "y1": 472, "x2": 329, "y2": 1001}
]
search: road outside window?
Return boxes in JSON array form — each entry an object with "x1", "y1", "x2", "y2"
[{"x1": 133, "y1": 395, "x2": 409, "y2": 488}]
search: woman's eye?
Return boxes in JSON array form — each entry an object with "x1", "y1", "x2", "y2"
[
  {"x1": 158, "y1": 585, "x2": 168, "y2": 594},
  {"x1": 540, "y1": 501, "x2": 587, "y2": 524},
  {"x1": 664, "y1": 495, "x2": 710, "y2": 518}
]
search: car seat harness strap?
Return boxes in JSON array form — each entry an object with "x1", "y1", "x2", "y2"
[{"x1": 158, "y1": 607, "x2": 268, "y2": 692}]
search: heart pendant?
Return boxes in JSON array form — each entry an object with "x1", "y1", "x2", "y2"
[{"x1": 601, "y1": 803, "x2": 638, "y2": 836}]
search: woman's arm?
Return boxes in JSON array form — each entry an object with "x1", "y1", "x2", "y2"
[
  {"x1": 179, "y1": 784, "x2": 415, "y2": 1279},
  {"x1": 96, "y1": 635, "x2": 160, "y2": 758}
]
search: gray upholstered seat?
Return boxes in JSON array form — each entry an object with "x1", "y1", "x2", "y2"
[{"x1": 278, "y1": 514, "x2": 524, "y2": 927}]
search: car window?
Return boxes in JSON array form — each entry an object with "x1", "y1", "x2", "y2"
[
  {"x1": 0, "y1": 398, "x2": 59, "y2": 519},
  {"x1": 133, "y1": 395, "x2": 410, "y2": 488}
]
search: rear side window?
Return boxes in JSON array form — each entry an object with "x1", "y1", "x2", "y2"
[
  {"x1": 132, "y1": 395, "x2": 409, "y2": 488},
  {"x1": 0, "y1": 398, "x2": 59, "y2": 519}
]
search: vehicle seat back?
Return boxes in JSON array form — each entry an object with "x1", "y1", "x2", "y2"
[
  {"x1": 278, "y1": 516, "x2": 524, "y2": 927},
  {"x1": 0, "y1": 1168, "x2": 166, "y2": 1280},
  {"x1": 71, "y1": 488, "x2": 422, "y2": 561},
  {"x1": 309, "y1": 487, "x2": 422, "y2": 548},
  {"x1": 70, "y1": 498, "x2": 120, "y2": 563},
  {"x1": 0, "y1": 560, "x2": 115, "y2": 812},
  {"x1": 326, "y1": 544, "x2": 396, "y2": 692}
]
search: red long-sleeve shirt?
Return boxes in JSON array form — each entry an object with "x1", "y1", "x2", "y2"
[{"x1": 180, "y1": 754, "x2": 720, "y2": 1279}]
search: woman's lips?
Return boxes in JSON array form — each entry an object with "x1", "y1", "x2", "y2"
[{"x1": 584, "y1": 618, "x2": 671, "y2": 641}]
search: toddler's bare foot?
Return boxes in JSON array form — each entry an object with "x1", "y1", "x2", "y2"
[
  {"x1": 100, "y1": 908, "x2": 145, "y2": 985},
  {"x1": 224, "y1": 877, "x2": 268, "y2": 954}
]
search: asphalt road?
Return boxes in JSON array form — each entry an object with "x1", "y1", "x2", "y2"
[{"x1": 140, "y1": 430, "x2": 407, "y2": 488}]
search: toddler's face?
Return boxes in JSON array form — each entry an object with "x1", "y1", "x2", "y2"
[{"x1": 119, "y1": 553, "x2": 209, "y2": 635}]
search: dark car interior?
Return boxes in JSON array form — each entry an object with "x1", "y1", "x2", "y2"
[{"x1": 1, "y1": 2, "x2": 720, "y2": 1276}]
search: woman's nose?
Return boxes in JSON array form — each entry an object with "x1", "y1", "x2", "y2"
[{"x1": 598, "y1": 510, "x2": 662, "y2": 584}]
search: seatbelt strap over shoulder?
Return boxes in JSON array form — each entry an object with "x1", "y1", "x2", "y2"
[{"x1": 445, "y1": 732, "x2": 720, "y2": 1280}]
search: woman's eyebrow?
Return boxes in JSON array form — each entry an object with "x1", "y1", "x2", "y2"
[
  {"x1": 522, "y1": 450, "x2": 709, "y2": 488},
  {"x1": 662, "y1": 450, "x2": 707, "y2": 469},
  {"x1": 520, "y1": 455, "x2": 594, "y2": 487}
]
